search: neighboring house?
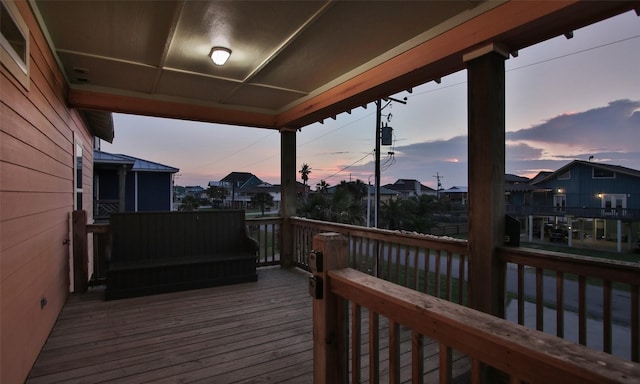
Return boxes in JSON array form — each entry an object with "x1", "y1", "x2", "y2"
[
  {"x1": 504, "y1": 174, "x2": 534, "y2": 208},
  {"x1": 210, "y1": 172, "x2": 265, "y2": 208},
  {"x1": 324, "y1": 182, "x2": 399, "y2": 203},
  {"x1": 383, "y1": 179, "x2": 436, "y2": 198},
  {"x1": 530, "y1": 160, "x2": 640, "y2": 216},
  {"x1": 506, "y1": 160, "x2": 640, "y2": 249},
  {"x1": 443, "y1": 186, "x2": 468, "y2": 205},
  {"x1": 242, "y1": 182, "x2": 282, "y2": 211},
  {"x1": 94, "y1": 151, "x2": 179, "y2": 219}
]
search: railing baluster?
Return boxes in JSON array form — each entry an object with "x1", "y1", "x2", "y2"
[
  {"x1": 632, "y1": 284, "x2": 639, "y2": 362},
  {"x1": 435, "y1": 250, "x2": 441, "y2": 298},
  {"x1": 579, "y1": 275, "x2": 587, "y2": 346},
  {"x1": 457, "y1": 253, "x2": 465, "y2": 304},
  {"x1": 413, "y1": 246, "x2": 419, "y2": 290},
  {"x1": 352, "y1": 302, "x2": 361, "y2": 384},
  {"x1": 369, "y1": 311, "x2": 379, "y2": 384},
  {"x1": 395, "y1": 242, "x2": 401, "y2": 284},
  {"x1": 603, "y1": 279, "x2": 612, "y2": 354},
  {"x1": 517, "y1": 264, "x2": 524, "y2": 325},
  {"x1": 403, "y1": 245, "x2": 410, "y2": 287},
  {"x1": 439, "y1": 344, "x2": 452, "y2": 384},
  {"x1": 556, "y1": 271, "x2": 564, "y2": 338},
  {"x1": 412, "y1": 331, "x2": 424, "y2": 384},
  {"x1": 445, "y1": 251, "x2": 453, "y2": 301},
  {"x1": 425, "y1": 247, "x2": 431, "y2": 295},
  {"x1": 386, "y1": 241, "x2": 393, "y2": 281},
  {"x1": 389, "y1": 320, "x2": 400, "y2": 384},
  {"x1": 536, "y1": 267, "x2": 543, "y2": 331}
]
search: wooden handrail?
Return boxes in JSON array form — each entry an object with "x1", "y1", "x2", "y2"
[
  {"x1": 497, "y1": 246, "x2": 640, "y2": 284},
  {"x1": 327, "y1": 267, "x2": 640, "y2": 383}
]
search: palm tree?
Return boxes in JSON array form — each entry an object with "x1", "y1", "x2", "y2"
[
  {"x1": 316, "y1": 180, "x2": 330, "y2": 194},
  {"x1": 299, "y1": 163, "x2": 311, "y2": 200}
]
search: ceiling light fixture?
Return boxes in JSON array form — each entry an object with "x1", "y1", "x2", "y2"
[{"x1": 209, "y1": 47, "x2": 231, "y2": 66}]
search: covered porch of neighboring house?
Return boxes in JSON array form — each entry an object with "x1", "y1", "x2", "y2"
[
  {"x1": 7, "y1": 1, "x2": 640, "y2": 383},
  {"x1": 93, "y1": 151, "x2": 179, "y2": 220}
]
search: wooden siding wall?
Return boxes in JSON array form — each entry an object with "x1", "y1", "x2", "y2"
[{"x1": 0, "y1": 2, "x2": 94, "y2": 383}]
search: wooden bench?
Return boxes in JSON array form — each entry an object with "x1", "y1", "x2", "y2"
[{"x1": 105, "y1": 210, "x2": 258, "y2": 300}]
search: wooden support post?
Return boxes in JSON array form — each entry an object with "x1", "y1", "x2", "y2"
[
  {"x1": 464, "y1": 44, "x2": 508, "y2": 318},
  {"x1": 280, "y1": 129, "x2": 297, "y2": 267},
  {"x1": 72, "y1": 210, "x2": 88, "y2": 293},
  {"x1": 312, "y1": 232, "x2": 349, "y2": 384}
]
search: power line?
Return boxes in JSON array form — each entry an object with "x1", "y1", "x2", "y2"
[{"x1": 319, "y1": 150, "x2": 375, "y2": 183}]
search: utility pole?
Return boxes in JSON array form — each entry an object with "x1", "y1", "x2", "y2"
[
  {"x1": 433, "y1": 172, "x2": 443, "y2": 199},
  {"x1": 375, "y1": 96, "x2": 407, "y2": 228}
]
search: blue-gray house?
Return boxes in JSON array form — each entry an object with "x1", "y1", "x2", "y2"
[
  {"x1": 531, "y1": 160, "x2": 640, "y2": 217},
  {"x1": 525, "y1": 160, "x2": 640, "y2": 251},
  {"x1": 94, "y1": 151, "x2": 179, "y2": 219}
]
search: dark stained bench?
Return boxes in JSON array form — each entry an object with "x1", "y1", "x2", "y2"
[{"x1": 105, "y1": 210, "x2": 258, "y2": 300}]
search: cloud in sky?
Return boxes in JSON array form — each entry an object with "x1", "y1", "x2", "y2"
[{"x1": 337, "y1": 99, "x2": 640, "y2": 189}]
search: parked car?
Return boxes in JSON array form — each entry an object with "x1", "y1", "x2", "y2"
[{"x1": 635, "y1": 238, "x2": 640, "y2": 254}]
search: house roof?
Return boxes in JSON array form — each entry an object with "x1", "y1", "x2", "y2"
[
  {"x1": 325, "y1": 183, "x2": 398, "y2": 196},
  {"x1": 94, "y1": 150, "x2": 179, "y2": 173},
  {"x1": 219, "y1": 172, "x2": 263, "y2": 185},
  {"x1": 531, "y1": 160, "x2": 640, "y2": 185},
  {"x1": 445, "y1": 186, "x2": 468, "y2": 193},
  {"x1": 384, "y1": 179, "x2": 435, "y2": 193},
  {"x1": 505, "y1": 174, "x2": 530, "y2": 184},
  {"x1": 30, "y1": 1, "x2": 634, "y2": 130}
]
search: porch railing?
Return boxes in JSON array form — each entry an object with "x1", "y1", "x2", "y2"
[
  {"x1": 292, "y1": 216, "x2": 639, "y2": 362},
  {"x1": 497, "y1": 246, "x2": 640, "y2": 362},
  {"x1": 246, "y1": 217, "x2": 281, "y2": 266},
  {"x1": 291, "y1": 217, "x2": 469, "y2": 304},
  {"x1": 311, "y1": 233, "x2": 640, "y2": 383}
]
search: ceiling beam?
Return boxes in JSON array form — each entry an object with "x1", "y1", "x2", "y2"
[{"x1": 68, "y1": 88, "x2": 279, "y2": 129}]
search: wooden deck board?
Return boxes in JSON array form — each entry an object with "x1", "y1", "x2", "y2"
[{"x1": 28, "y1": 267, "x2": 468, "y2": 383}]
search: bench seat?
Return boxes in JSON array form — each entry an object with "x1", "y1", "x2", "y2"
[{"x1": 105, "y1": 210, "x2": 258, "y2": 300}]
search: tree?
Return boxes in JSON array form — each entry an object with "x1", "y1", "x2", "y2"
[
  {"x1": 251, "y1": 192, "x2": 274, "y2": 216},
  {"x1": 299, "y1": 163, "x2": 311, "y2": 200},
  {"x1": 316, "y1": 180, "x2": 330, "y2": 194},
  {"x1": 179, "y1": 195, "x2": 201, "y2": 211},
  {"x1": 299, "y1": 163, "x2": 312, "y2": 185},
  {"x1": 206, "y1": 185, "x2": 228, "y2": 208}
]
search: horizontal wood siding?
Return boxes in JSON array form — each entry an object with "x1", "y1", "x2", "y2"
[{"x1": 1, "y1": 2, "x2": 94, "y2": 383}]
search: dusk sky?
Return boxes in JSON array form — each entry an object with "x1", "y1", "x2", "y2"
[{"x1": 103, "y1": 11, "x2": 640, "y2": 191}]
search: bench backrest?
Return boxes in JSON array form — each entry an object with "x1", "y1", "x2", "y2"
[{"x1": 109, "y1": 210, "x2": 253, "y2": 263}]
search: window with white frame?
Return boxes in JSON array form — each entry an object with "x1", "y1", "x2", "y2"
[
  {"x1": 75, "y1": 142, "x2": 83, "y2": 210},
  {"x1": 1, "y1": 0, "x2": 29, "y2": 89}
]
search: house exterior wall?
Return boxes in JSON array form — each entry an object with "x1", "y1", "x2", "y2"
[
  {"x1": 137, "y1": 172, "x2": 173, "y2": 211},
  {"x1": 537, "y1": 163, "x2": 640, "y2": 210},
  {"x1": 0, "y1": 2, "x2": 94, "y2": 382}
]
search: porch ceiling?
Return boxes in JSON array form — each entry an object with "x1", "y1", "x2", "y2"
[{"x1": 32, "y1": 0, "x2": 636, "y2": 130}]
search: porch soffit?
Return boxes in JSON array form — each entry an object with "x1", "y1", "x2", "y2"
[{"x1": 31, "y1": 0, "x2": 637, "y2": 130}]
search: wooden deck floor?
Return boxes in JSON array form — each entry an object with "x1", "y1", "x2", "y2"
[
  {"x1": 28, "y1": 266, "x2": 469, "y2": 383},
  {"x1": 28, "y1": 267, "x2": 314, "y2": 384}
]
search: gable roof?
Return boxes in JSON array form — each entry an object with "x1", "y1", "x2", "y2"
[
  {"x1": 531, "y1": 160, "x2": 640, "y2": 185},
  {"x1": 445, "y1": 186, "x2": 468, "y2": 193},
  {"x1": 220, "y1": 172, "x2": 263, "y2": 185},
  {"x1": 384, "y1": 179, "x2": 435, "y2": 193},
  {"x1": 94, "y1": 150, "x2": 179, "y2": 173}
]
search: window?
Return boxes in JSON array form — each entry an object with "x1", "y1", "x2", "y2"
[
  {"x1": 75, "y1": 143, "x2": 83, "y2": 210},
  {"x1": 593, "y1": 167, "x2": 615, "y2": 179},
  {"x1": 557, "y1": 170, "x2": 570, "y2": 180},
  {"x1": 0, "y1": 0, "x2": 29, "y2": 88}
]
